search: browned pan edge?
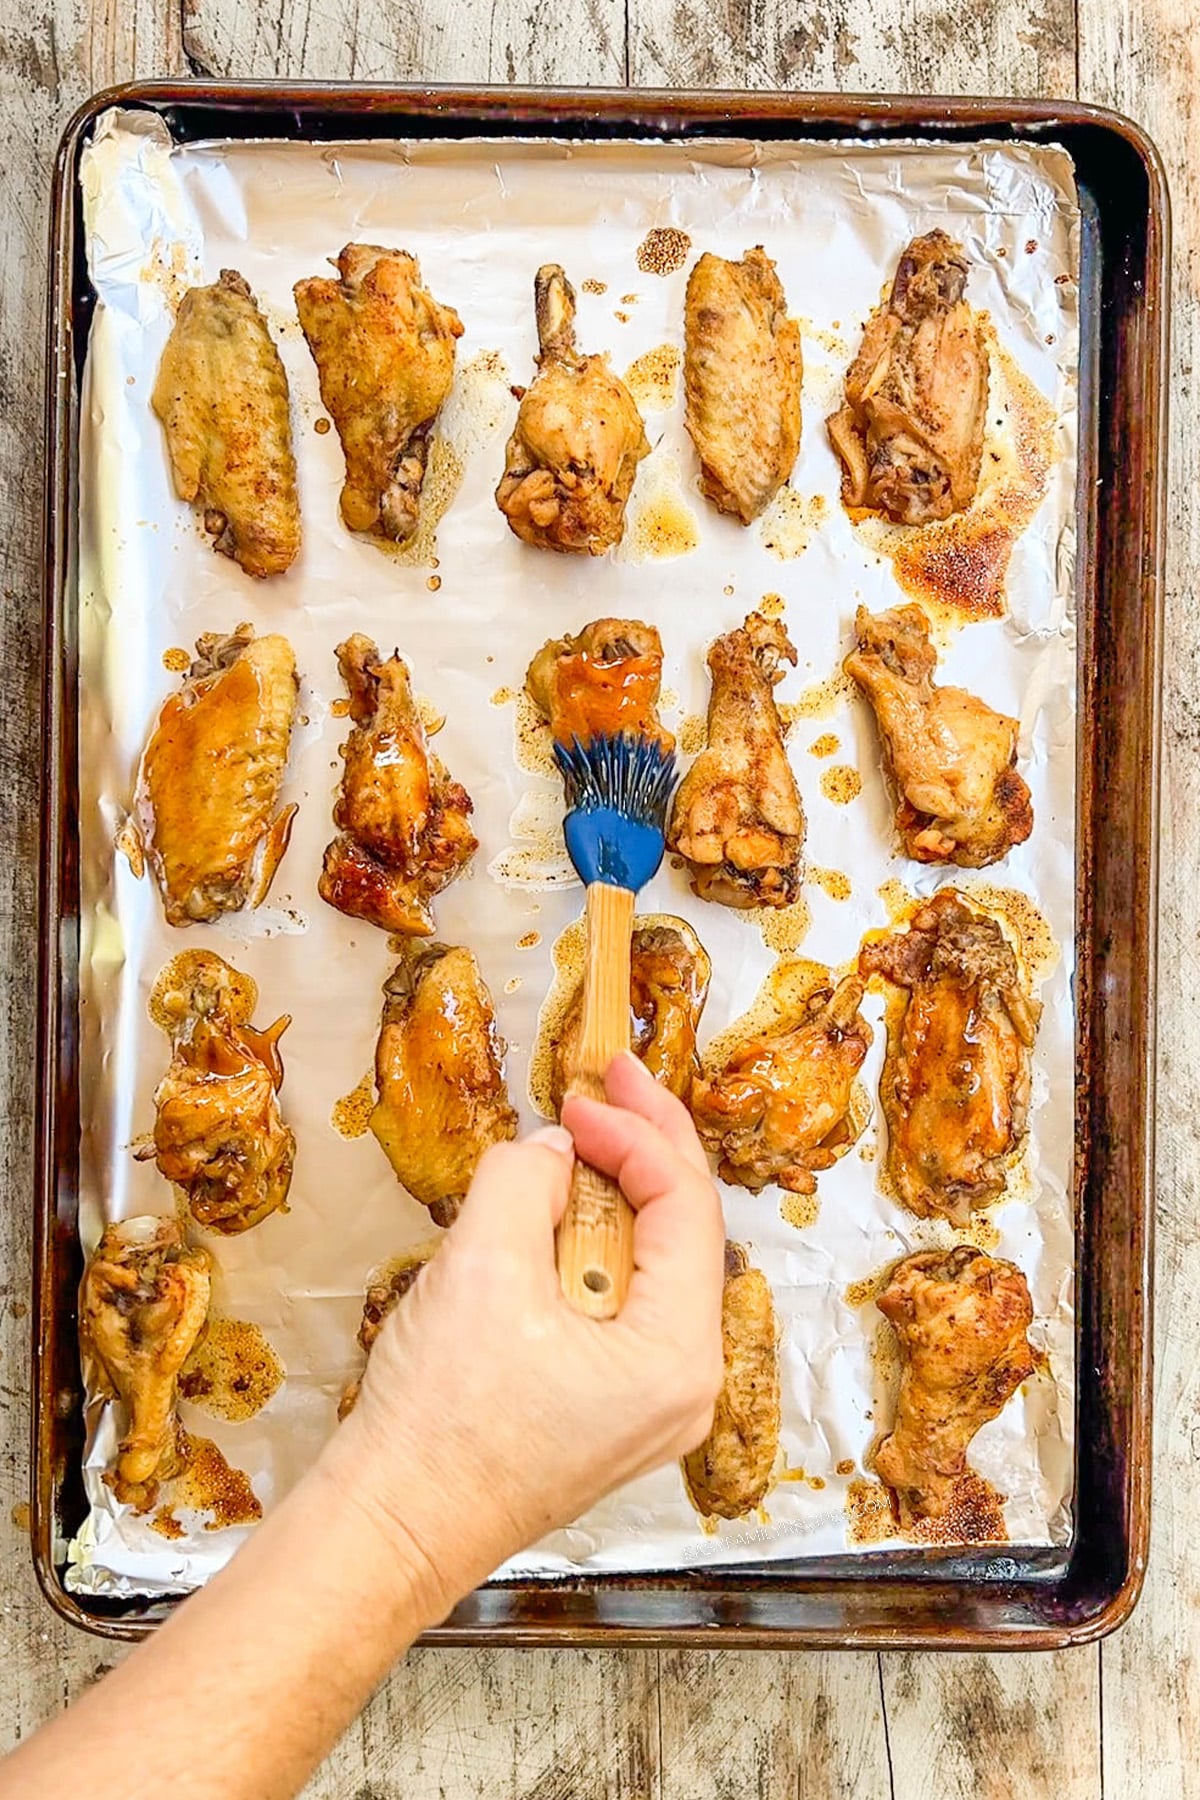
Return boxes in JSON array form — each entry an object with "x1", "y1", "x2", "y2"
[{"x1": 35, "y1": 83, "x2": 1168, "y2": 1649}]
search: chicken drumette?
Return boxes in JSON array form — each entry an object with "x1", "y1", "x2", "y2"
[
  {"x1": 80, "y1": 1217, "x2": 212, "y2": 1510},
  {"x1": 295, "y1": 244, "x2": 463, "y2": 544},
  {"x1": 846, "y1": 604, "x2": 1033, "y2": 867},
  {"x1": 691, "y1": 974, "x2": 871, "y2": 1194},
  {"x1": 370, "y1": 943, "x2": 518, "y2": 1227},
  {"x1": 320, "y1": 635, "x2": 477, "y2": 936},
  {"x1": 684, "y1": 247, "x2": 802, "y2": 524},
  {"x1": 338, "y1": 1243, "x2": 438, "y2": 1420},
  {"x1": 682, "y1": 1243, "x2": 780, "y2": 1521},
  {"x1": 152, "y1": 270, "x2": 300, "y2": 579},
  {"x1": 139, "y1": 952, "x2": 295, "y2": 1235},
  {"x1": 874, "y1": 1246, "x2": 1036, "y2": 1523},
  {"x1": 135, "y1": 626, "x2": 298, "y2": 927},
  {"x1": 827, "y1": 230, "x2": 988, "y2": 525},
  {"x1": 550, "y1": 920, "x2": 711, "y2": 1112},
  {"x1": 525, "y1": 618, "x2": 675, "y2": 754},
  {"x1": 496, "y1": 265, "x2": 649, "y2": 554},
  {"x1": 861, "y1": 890, "x2": 1040, "y2": 1222},
  {"x1": 668, "y1": 612, "x2": 804, "y2": 908}
]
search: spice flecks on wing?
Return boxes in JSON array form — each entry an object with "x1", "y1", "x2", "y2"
[
  {"x1": 682, "y1": 1243, "x2": 781, "y2": 1520},
  {"x1": 338, "y1": 1244, "x2": 438, "y2": 1420}
]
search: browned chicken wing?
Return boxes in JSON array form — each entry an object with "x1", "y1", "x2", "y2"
[
  {"x1": 338, "y1": 1243, "x2": 438, "y2": 1420},
  {"x1": 860, "y1": 891, "x2": 1040, "y2": 1222},
  {"x1": 684, "y1": 247, "x2": 802, "y2": 524},
  {"x1": 668, "y1": 612, "x2": 803, "y2": 908},
  {"x1": 319, "y1": 635, "x2": 477, "y2": 936},
  {"x1": 80, "y1": 1217, "x2": 212, "y2": 1511},
  {"x1": 682, "y1": 1243, "x2": 780, "y2": 1520},
  {"x1": 691, "y1": 975, "x2": 871, "y2": 1194},
  {"x1": 846, "y1": 604, "x2": 1033, "y2": 867},
  {"x1": 135, "y1": 627, "x2": 298, "y2": 927},
  {"x1": 139, "y1": 952, "x2": 295, "y2": 1235},
  {"x1": 295, "y1": 244, "x2": 463, "y2": 543},
  {"x1": 152, "y1": 270, "x2": 300, "y2": 579},
  {"x1": 873, "y1": 1246, "x2": 1035, "y2": 1523},
  {"x1": 827, "y1": 230, "x2": 988, "y2": 525},
  {"x1": 371, "y1": 943, "x2": 519, "y2": 1227},
  {"x1": 525, "y1": 617, "x2": 675, "y2": 755},
  {"x1": 550, "y1": 920, "x2": 711, "y2": 1113},
  {"x1": 497, "y1": 265, "x2": 650, "y2": 554}
]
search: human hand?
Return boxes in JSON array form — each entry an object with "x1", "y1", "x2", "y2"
[{"x1": 321, "y1": 1052, "x2": 725, "y2": 1621}]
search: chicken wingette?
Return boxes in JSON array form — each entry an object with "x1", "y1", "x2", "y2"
[
  {"x1": 338, "y1": 1243, "x2": 438, "y2": 1420},
  {"x1": 80, "y1": 1217, "x2": 212, "y2": 1511},
  {"x1": 874, "y1": 1246, "x2": 1035, "y2": 1523},
  {"x1": 667, "y1": 612, "x2": 803, "y2": 908},
  {"x1": 846, "y1": 604, "x2": 1033, "y2": 867},
  {"x1": 320, "y1": 635, "x2": 477, "y2": 935},
  {"x1": 525, "y1": 617, "x2": 675, "y2": 755},
  {"x1": 691, "y1": 975, "x2": 871, "y2": 1194},
  {"x1": 295, "y1": 244, "x2": 463, "y2": 544},
  {"x1": 684, "y1": 247, "x2": 802, "y2": 524},
  {"x1": 370, "y1": 943, "x2": 518, "y2": 1227},
  {"x1": 860, "y1": 890, "x2": 1040, "y2": 1222},
  {"x1": 497, "y1": 265, "x2": 649, "y2": 554},
  {"x1": 151, "y1": 269, "x2": 300, "y2": 579},
  {"x1": 827, "y1": 230, "x2": 988, "y2": 525},
  {"x1": 134, "y1": 626, "x2": 298, "y2": 927},
  {"x1": 682, "y1": 1243, "x2": 780, "y2": 1520}
]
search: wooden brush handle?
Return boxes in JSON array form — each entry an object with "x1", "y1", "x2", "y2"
[{"x1": 557, "y1": 882, "x2": 636, "y2": 1319}]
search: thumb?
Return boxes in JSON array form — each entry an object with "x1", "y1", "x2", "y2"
[{"x1": 452, "y1": 1128, "x2": 575, "y2": 1260}]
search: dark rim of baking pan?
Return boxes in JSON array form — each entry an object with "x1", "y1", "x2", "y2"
[{"x1": 35, "y1": 82, "x2": 1167, "y2": 1650}]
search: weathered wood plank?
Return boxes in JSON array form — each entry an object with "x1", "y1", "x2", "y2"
[
  {"x1": 182, "y1": 0, "x2": 624, "y2": 85},
  {"x1": 627, "y1": 0, "x2": 1074, "y2": 96},
  {"x1": 1078, "y1": 1, "x2": 1200, "y2": 1794}
]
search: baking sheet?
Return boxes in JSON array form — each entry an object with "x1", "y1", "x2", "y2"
[{"x1": 68, "y1": 109, "x2": 1079, "y2": 1596}]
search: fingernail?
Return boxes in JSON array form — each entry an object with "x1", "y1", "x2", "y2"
[
  {"x1": 527, "y1": 1124, "x2": 574, "y2": 1155},
  {"x1": 616, "y1": 1050, "x2": 652, "y2": 1078}
]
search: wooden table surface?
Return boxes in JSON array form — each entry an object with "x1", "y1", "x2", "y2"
[{"x1": 1, "y1": 1, "x2": 1193, "y2": 1794}]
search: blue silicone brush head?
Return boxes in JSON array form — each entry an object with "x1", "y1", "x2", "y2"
[{"x1": 554, "y1": 732, "x2": 678, "y2": 892}]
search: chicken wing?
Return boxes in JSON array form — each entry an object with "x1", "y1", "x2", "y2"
[
  {"x1": 691, "y1": 975, "x2": 871, "y2": 1194},
  {"x1": 370, "y1": 943, "x2": 519, "y2": 1227},
  {"x1": 550, "y1": 920, "x2": 711, "y2": 1113},
  {"x1": 295, "y1": 244, "x2": 463, "y2": 543},
  {"x1": 827, "y1": 230, "x2": 988, "y2": 525},
  {"x1": 320, "y1": 635, "x2": 477, "y2": 936},
  {"x1": 860, "y1": 890, "x2": 1040, "y2": 1222},
  {"x1": 682, "y1": 1243, "x2": 780, "y2": 1520},
  {"x1": 496, "y1": 265, "x2": 649, "y2": 554},
  {"x1": 873, "y1": 1246, "x2": 1035, "y2": 1523},
  {"x1": 338, "y1": 1243, "x2": 438, "y2": 1420},
  {"x1": 667, "y1": 612, "x2": 803, "y2": 908},
  {"x1": 139, "y1": 952, "x2": 295, "y2": 1235},
  {"x1": 80, "y1": 1217, "x2": 212, "y2": 1511},
  {"x1": 846, "y1": 604, "x2": 1033, "y2": 867},
  {"x1": 151, "y1": 270, "x2": 300, "y2": 579},
  {"x1": 135, "y1": 626, "x2": 298, "y2": 927},
  {"x1": 684, "y1": 247, "x2": 802, "y2": 524},
  {"x1": 525, "y1": 617, "x2": 675, "y2": 754}
]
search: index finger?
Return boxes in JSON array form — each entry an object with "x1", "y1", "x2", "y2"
[{"x1": 602, "y1": 1051, "x2": 712, "y2": 1177}]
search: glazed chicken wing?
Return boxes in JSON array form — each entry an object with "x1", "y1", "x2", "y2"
[
  {"x1": 338, "y1": 1243, "x2": 438, "y2": 1420},
  {"x1": 320, "y1": 635, "x2": 477, "y2": 935},
  {"x1": 370, "y1": 943, "x2": 518, "y2": 1227},
  {"x1": 295, "y1": 244, "x2": 463, "y2": 544},
  {"x1": 846, "y1": 604, "x2": 1033, "y2": 867},
  {"x1": 525, "y1": 617, "x2": 675, "y2": 755},
  {"x1": 684, "y1": 247, "x2": 802, "y2": 524},
  {"x1": 860, "y1": 891, "x2": 1040, "y2": 1222},
  {"x1": 135, "y1": 626, "x2": 298, "y2": 927},
  {"x1": 692, "y1": 975, "x2": 871, "y2": 1194},
  {"x1": 550, "y1": 920, "x2": 711, "y2": 1113},
  {"x1": 80, "y1": 1217, "x2": 212, "y2": 1510},
  {"x1": 139, "y1": 952, "x2": 295, "y2": 1235},
  {"x1": 152, "y1": 270, "x2": 300, "y2": 579},
  {"x1": 874, "y1": 1246, "x2": 1035, "y2": 1522},
  {"x1": 496, "y1": 265, "x2": 649, "y2": 554},
  {"x1": 682, "y1": 1243, "x2": 780, "y2": 1520},
  {"x1": 668, "y1": 612, "x2": 803, "y2": 908},
  {"x1": 827, "y1": 230, "x2": 988, "y2": 525}
]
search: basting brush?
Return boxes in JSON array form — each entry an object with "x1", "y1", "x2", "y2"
[{"x1": 554, "y1": 730, "x2": 677, "y2": 1319}]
